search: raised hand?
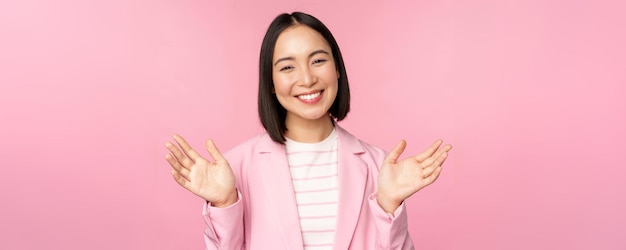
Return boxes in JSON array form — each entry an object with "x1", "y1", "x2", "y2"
[
  {"x1": 165, "y1": 135, "x2": 237, "y2": 207},
  {"x1": 377, "y1": 139, "x2": 452, "y2": 214}
]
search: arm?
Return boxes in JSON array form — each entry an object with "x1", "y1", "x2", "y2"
[
  {"x1": 368, "y1": 194, "x2": 414, "y2": 250},
  {"x1": 165, "y1": 135, "x2": 244, "y2": 249},
  {"x1": 373, "y1": 139, "x2": 452, "y2": 249},
  {"x1": 203, "y1": 193, "x2": 245, "y2": 250}
]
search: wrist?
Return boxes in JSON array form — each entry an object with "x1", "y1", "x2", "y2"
[
  {"x1": 377, "y1": 192, "x2": 402, "y2": 214},
  {"x1": 210, "y1": 190, "x2": 238, "y2": 208}
]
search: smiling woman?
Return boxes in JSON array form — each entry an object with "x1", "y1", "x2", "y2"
[
  {"x1": 258, "y1": 12, "x2": 351, "y2": 144},
  {"x1": 2, "y1": 0, "x2": 624, "y2": 249},
  {"x1": 164, "y1": 12, "x2": 452, "y2": 250},
  {"x1": 272, "y1": 25, "x2": 340, "y2": 143}
]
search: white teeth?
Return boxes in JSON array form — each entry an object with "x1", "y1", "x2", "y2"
[{"x1": 297, "y1": 92, "x2": 321, "y2": 100}]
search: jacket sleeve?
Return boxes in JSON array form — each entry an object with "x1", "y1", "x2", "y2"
[
  {"x1": 202, "y1": 191, "x2": 245, "y2": 250},
  {"x1": 368, "y1": 193, "x2": 415, "y2": 250}
]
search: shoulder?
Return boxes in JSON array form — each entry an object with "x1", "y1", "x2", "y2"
[
  {"x1": 223, "y1": 132, "x2": 272, "y2": 162},
  {"x1": 361, "y1": 140, "x2": 387, "y2": 160},
  {"x1": 359, "y1": 139, "x2": 388, "y2": 165},
  {"x1": 336, "y1": 125, "x2": 387, "y2": 161}
]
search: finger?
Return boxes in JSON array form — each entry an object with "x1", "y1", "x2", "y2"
[
  {"x1": 166, "y1": 154, "x2": 194, "y2": 179},
  {"x1": 171, "y1": 170, "x2": 191, "y2": 189},
  {"x1": 422, "y1": 153, "x2": 447, "y2": 176},
  {"x1": 165, "y1": 153, "x2": 185, "y2": 172},
  {"x1": 435, "y1": 150, "x2": 450, "y2": 167},
  {"x1": 438, "y1": 155, "x2": 449, "y2": 167},
  {"x1": 166, "y1": 153, "x2": 192, "y2": 180},
  {"x1": 420, "y1": 144, "x2": 451, "y2": 168},
  {"x1": 421, "y1": 151, "x2": 449, "y2": 171},
  {"x1": 170, "y1": 161, "x2": 192, "y2": 182},
  {"x1": 384, "y1": 140, "x2": 407, "y2": 164},
  {"x1": 414, "y1": 139, "x2": 443, "y2": 162},
  {"x1": 205, "y1": 139, "x2": 227, "y2": 164},
  {"x1": 165, "y1": 142, "x2": 194, "y2": 169},
  {"x1": 173, "y1": 134, "x2": 202, "y2": 161},
  {"x1": 423, "y1": 166, "x2": 442, "y2": 185},
  {"x1": 434, "y1": 144, "x2": 452, "y2": 157}
]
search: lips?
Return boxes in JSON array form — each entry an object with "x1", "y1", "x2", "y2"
[
  {"x1": 295, "y1": 90, "x2": 324, "y2": 103},
  {"x1": 297, "y1": 91, "x2": 321, "y2": 100}
]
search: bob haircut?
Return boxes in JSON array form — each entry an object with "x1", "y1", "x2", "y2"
[{"x1": 258, "y1": 12, "x2": 351, "y2": 144}]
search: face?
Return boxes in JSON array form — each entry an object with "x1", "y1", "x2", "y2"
[{"x1": 272, "y1": 25, "x2": 339, "y2": 126}]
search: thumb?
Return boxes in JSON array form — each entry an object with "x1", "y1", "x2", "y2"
[
  {"x1": 384, "y1": 140, "x2": 407, "y2": 164},
  {"x1": 205, "y1": 139, "x2": 227, "y2": 163}
]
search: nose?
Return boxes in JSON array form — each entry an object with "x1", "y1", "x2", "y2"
[{"x1": 299, "y1": 66, "x2": 317, "y2": 87}]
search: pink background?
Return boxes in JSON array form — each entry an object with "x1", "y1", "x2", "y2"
[{"x1": 1, "y1": 0, "x2": 625, "y2": 249}]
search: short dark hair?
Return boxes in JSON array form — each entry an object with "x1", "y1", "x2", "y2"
[{"x1": 258, "y1": 12, "x2": 351, "y2": 144}]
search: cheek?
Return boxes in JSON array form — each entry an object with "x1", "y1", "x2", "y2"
[
  {"x1": 272, "y1": 75, "x2": 291, "y2": 96},
  {"x1": 321, "y1": 63, "x2": 339, "y2": 81},
  {"x1": 321, "y1": 68, "x2": 339, "y2": 88}
]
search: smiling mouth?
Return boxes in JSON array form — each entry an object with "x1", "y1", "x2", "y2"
[{"x1": 296, "y1": 90, "x2": 323, "y2": 101}]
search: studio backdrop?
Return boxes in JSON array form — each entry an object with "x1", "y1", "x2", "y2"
[{"x1": 1, "y1": 0, "x2": 624, "y2": 249}]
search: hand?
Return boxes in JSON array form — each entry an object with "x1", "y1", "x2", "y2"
[
  {"x1": 165, "y1": 135, "x2": 237, "y2": 207},
  {"x1": 377, "y1": 139, "x2": 452, "y2": 214}
]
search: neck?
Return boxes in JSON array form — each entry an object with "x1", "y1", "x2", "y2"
[{"x1": 284, "y1": 115, "x2": 334, "y2": 143}]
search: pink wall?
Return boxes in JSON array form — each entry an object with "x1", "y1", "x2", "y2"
[{"x1": 1, "y1": 0, "x2": 624, "y2": 249}]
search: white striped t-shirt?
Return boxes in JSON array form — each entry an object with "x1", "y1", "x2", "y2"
[{"x1": 285, "y1": 128, "x2": 338, "y2": 250}]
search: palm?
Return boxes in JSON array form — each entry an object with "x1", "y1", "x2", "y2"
[
  {"x1": 377, "y1": 140, "x2": 452, "y2": 213},
  {"x1": 185, "y1": 157, "x2": 235, "y2": 202},
  {"x1": 165, "y1": 135, "x2": 237, "y2": 206},
  {"x1": 379, "y1": 157, "x2": 430, "y2": 202}
]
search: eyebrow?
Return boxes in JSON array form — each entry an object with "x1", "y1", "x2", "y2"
[{"x1": 273, "y1": 49, "x2": 330, "y2": 66}]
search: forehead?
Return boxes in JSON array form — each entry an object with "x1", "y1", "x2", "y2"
[{"x1": 273, "y1": 25, "x2": 331, "y2": 57}]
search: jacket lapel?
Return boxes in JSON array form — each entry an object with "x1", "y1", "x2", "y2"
[
  {"x1": 256, "y1": 136, "x2": 304, "y2": 249},
  {"x1": 333, "y1": 126, "x2": 368, "y2": 250},
  {"x1": 253, "y1": 126, "x2": 369, "y2": 250}
]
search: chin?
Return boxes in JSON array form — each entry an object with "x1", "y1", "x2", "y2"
[{"x1": 305, "y1": 113, "x2": 332, "y2": 121}]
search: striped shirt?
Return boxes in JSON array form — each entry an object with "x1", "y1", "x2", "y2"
[{"x1": 285, "y1": 128, "x2": 338, "y2": 250}]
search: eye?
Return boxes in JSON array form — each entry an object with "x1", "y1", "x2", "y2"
[
  {"x1": 312, "y1": 59, "x2": 327, "y2": 64},
  {"x1": 279, "y1": 65, "x2": 294, "y2": 72}
]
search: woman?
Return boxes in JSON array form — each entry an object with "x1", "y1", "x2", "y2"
[{"x1": 165, "y1": 12, "x2": 452, "y2": 250}]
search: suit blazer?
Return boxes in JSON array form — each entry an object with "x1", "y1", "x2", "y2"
[{"x1": 201, "y1": 126, "x2": 415, "y2": 250}]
